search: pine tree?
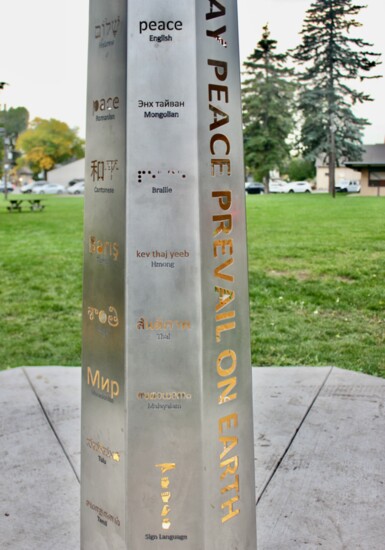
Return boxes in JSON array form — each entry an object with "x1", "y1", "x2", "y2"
[
  {"x1": 292, "y1": 0, "x2": 381, "y2": 194},
  {"x1": 242, "y1": 25, "x2": 296, "y2": 186}
]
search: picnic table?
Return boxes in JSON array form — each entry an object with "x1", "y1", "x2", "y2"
[{"x1": 6, "y1": 197, "x2": 46, "y2": 212}]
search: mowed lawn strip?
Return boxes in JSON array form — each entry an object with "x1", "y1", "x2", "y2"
[
  {"x1": 247, "y1": 193, "x2": 385, "y2": 378},
  {"x1": 1, "y1": 193, "x2": 384, "y2": 378},
  {"x1": 0, "y1": 196, "x2": 83, "y2": 369}
]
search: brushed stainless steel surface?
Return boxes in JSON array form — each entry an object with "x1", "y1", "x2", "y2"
[
  {"x1": 81, "y1": 1, "x2": 256, "y2": 548},
  {"x1": 81, "y1": 0, "x2": 127, "y2": 548}
]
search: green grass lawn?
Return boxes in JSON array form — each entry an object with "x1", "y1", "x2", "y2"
[
  {"x1": 0, "y1": 195, "x2": 83, "y2": 369},
  {"x1": 1, "y1": 192, "x2": 384, "y2": 377},
  {"x1": 247, "y1": 193, "x2": 385, "y2": 378}
]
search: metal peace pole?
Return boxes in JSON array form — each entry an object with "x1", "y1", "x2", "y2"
[{"x1": 81, "y1": 1, "x2": 257, "y2": 548}]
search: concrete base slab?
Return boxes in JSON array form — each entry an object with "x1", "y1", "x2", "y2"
[{"x1": 1, "y1": 366, "x2": 384, "y2": 549}]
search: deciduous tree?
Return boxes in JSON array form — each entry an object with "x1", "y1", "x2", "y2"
[{"x1": 16, "y1": 118, "x2": 85, "y2": 178}]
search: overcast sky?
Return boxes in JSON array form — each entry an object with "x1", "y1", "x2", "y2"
[{"x1": 1, "y1": 0, "x2": 384, "y2": 143}]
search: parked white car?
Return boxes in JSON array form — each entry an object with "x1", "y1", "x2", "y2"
[
  {"x1": 0, "y1": 180, "x2": 15, "y2": 193},
  {"x1": 21, "y1": 181, "x2": 48, "y2": 194},
  {"x1": 269, "y1": 180, "x2": 312, "y2": 193},
  {"x1": 68, "y1": 181, "x2": 85, "y2": 195},
  {"x1": 36, "y1": 182, "x2": 65, "y2": 194},
  {"x1": 335, "y1": 180, "x2": 361, "y2": 193},
  {"x1": 268, "y1": 180, "x2": 288, "y2": 193}
]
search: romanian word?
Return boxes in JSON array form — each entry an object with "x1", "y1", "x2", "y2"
[
  {"x1": 155, "y1": 463, "x2": 176, "y2": 530},
  {"x1": 92, "y1": 96, "x2": 120, "y2": 121}
]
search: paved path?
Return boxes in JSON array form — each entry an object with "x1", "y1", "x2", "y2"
[{"x1": 1, "y1": 366, "x2": 384, "y2": 549}]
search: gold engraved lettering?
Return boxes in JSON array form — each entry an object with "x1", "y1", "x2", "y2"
[
  {"x1": 86, "y1": 438, "x2": 121, "y2": 463},
  {"x1": 216, "y1": 321, "x2": 236, "y2": 342},
  {"x1": 213, "y1": 214, "x2": 232, "y2": 236},
  {"x1": 89, "y1": 236, "x2": 96, "y2": 253},
  {"x1": 137, "y1": 318, "x2": 191, "y2": 332},
  {"x1": 88, "y1": 305, "x2": 119, "y2": 328},
  {"x1": 161, "y1": 491, "x2": 171, "y2": 503},
  {"x1": 209, "y1": 104, "x2": 229, "y2": 131},
  {"x1": 219, "y1": 436, "x2": 238, "y2": 461},
  {"x1": 208, "y1": 59, "x2": 228, "y2": 81},
  {"x1": 214, "y1": 258, "x2": 234, "y2": 282},
  {"x1": 162, "y1": 519, "x2": 171, "y2": 530},
  {"x1": 218, "y1": 377, "x2": 237, "y2": 404},
  {"x1": 221, "y1": 496, "x2": 240, "y2": 523},
  {"x1": 108, "y1": 306, "x2": 119, "y2": 327},
  {"x1": 87, "y1": 367, "x2": 120, "y2": 400},
  {"x1": 220, "y1": 456, "x2": 239, "y2": 479},
  {"x1": 88, "y1": 306, "x2": 96, "y2": 321},
  {"x1": 221, "y1": 474, "x2": 239, "y2": 495},
  {"x1": 216, "y1": 310, "x2": 235, "y2": 323},
  {"x1": 211, "y1": 158, "x2": 231, "y2": 176},
  {"x1": 215, "y1": 287, "x2": 235, "y2": 312},
  {"x1": 209, "y1": 49, "x2": 242, "y2": 525},
  {"x1": 210, "y1": 133, "x2": 230, "y2": 154},
  {"x1": 161, "y1": 477, "x2": 170, "y2": 489},
  {"x1": 213, "y1": 238, "x2": 233, "y2": 257},
  {"x1": 206, "y1": 0, "x2": 226, "y2": 21},
  {"x1": 216, "y1": 349, "x2": 236, "y2": 376},
  {"x1": 156, "y1": 463, "x2": 176, "y2": 474},
  {"x1": 212, "y1": 190, "x2": 231, "y2": 209},
  {"x1": 156, "y1": 463, "x2": 176, "y2": 530},
  {"x1": 99, "y1": 310, "x2": 107, "y2": 324},
  {"x1": 161, "y1": 505, "x2": 171, "y2": 517},
  {"x1": 219, "y1": 413, "x2": 238, "y2": 433},
  {"x1": 101, "y1": 377, "x2": 110, "y2": 393},
  {"x1": 111, "y1": 381, "x2": 119, "y2": 399},
  {"x1": 209, "y1": 85, "x2": 229, "y2": 103},
  {"x1": 87, "y1": 366, "x2": 100, "y2": 387}
]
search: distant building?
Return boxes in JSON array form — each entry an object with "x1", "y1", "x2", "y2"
[
  {"x1": 316, "y1": 144, "x2": 385, "y2": 196},
  {"x1": 316, "y1": 164, "x2": 361, "y2": 193},
  {"x1": 344, "y1": 144, "x2": 385, "y2": 197},
  {"x1": 47, "y1": 158, "x2": 85, "y2": 187},
  {"x1": 16, "y1": 167, "x2": 33, "y2": 187}
]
